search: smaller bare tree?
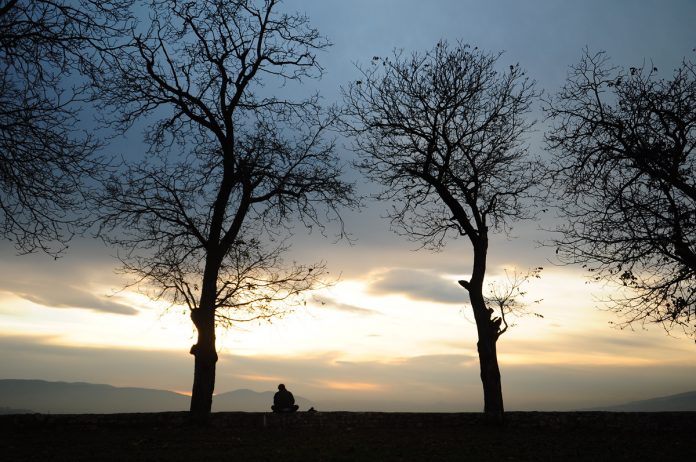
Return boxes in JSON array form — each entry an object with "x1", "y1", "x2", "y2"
[
  {"x1": 477, "y1": 267, "x2": 544, "y2": 339},
  {"x1": 544, "y1": 49, "x2": 696, "y2": 338},
  {"x1": 343, "y1": 41, "x2": 539, "y2": 420}
]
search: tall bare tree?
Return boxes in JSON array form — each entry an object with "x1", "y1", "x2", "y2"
[
  {"x1": 91, "y1": 0, "x2": 354, "y2": 420},
  {"x1": 0, "y1": 0, "x2": 130, "y2": 254},
  {"x1": 545, "y1": 50, "x2": 696, "y2": 338},
  {"x1": 342, "y1": 41, "x2": 538, "y2": 420}
]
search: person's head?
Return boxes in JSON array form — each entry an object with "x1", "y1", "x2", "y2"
[{"x1": 278, "y1": 383, "x2": 286, "y2": 391}]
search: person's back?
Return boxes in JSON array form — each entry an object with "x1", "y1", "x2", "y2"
[{"x1": 272, "y1": 383, "x2": 299, "y2": 413}]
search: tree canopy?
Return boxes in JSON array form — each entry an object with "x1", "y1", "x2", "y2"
[
  {"x1": 0, "y1": 0, "x2": 130, "y2": 254},
  {"x1": 545, "y1": 50, "x2": 696, "y2": 338}
]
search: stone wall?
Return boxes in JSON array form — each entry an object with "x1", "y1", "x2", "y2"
[{"x1": 2, "y1": 411, "x2": 695, "y2": 432}]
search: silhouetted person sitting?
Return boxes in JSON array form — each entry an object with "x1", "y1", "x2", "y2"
[{"x1": 272, "y1": 383, "x2": 299, "y2": 413}]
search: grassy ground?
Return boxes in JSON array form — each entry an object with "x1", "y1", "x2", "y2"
[{"x1": 2, "y1": 411, "x2": 695, "y2": 461}]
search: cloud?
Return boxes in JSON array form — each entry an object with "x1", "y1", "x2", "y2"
[
  {"x1": 0, "y1": 244, "x2": 138, "y2": 315},
  {"x1": 367, "y1": 268, "x2": 466, "y2": 304},
  {"x1": 497, "y1": 331, "x2": 693, "y2": 364},
  {"x1": 311, "y1": 295, "x2": 381, "y2": 316},
  {"x1": 0, "y1": 281, "x2": 138, "y2": 315},
  {"x1": 7, "y1": 285, "x2": 137, "y2": 315}
]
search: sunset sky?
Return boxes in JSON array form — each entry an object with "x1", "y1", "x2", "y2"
[{"x1": 1, "y1": 0, "x2": 695, "y2": 411}]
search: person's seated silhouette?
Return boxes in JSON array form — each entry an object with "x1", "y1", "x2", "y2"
[{"x1": 271, "y1": 383, "x2": 299, "y2": 413}]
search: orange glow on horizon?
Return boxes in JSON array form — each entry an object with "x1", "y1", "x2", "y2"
[
  {"x1": 236, "y1": 374, "x2": 284, "y2": 383},
  {"x1": 322, "y1": 381, "x2": 384, "y2": 392}
]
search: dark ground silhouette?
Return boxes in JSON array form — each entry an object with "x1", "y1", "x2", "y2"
[{"x1": 2, "y1": 411, "x2": 694, "y2": 461}]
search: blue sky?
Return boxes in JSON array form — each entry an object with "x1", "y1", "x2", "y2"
[{"x1": 1, "y1": 0, "x2": 695, "y2": 411}]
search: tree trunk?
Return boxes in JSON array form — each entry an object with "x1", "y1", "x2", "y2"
[
  {"x1": 468, "y1": 289, "x2": 504, "y2": 421},
  {"x1": 467, "y1": 237, "x2": 505, "y2": 422},
  {"x1": 189, "y1": 257, "x2": 221, "y2": 422},
  {"x1": 477, "y1": 324, "x2": 504, "y2": 420},
  {"x1": 187, "y1": 157, "x2": 240, "y2": 422},
  {"x1": 189, "y1": 306, "x2": 218, "y2": 422}
]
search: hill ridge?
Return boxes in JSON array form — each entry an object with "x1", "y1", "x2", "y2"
[
  {"x1": 0, "y1": 379, "x2": 312, "y2": 414},
  {"x1": 584, "y1": 390, "x2": 696, "y2": 412},
  {"x1": 2, "y1": 379, "x2": 695, "y2": 413}
]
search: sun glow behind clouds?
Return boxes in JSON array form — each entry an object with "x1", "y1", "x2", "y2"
[
  {"x1": 2, "y1": 266, "x2": 693, "y2": 368},
  {"x1": 1, "y1": 260, "x2": 695, "y2": 411},
  {"x1": 216, "y1": 276, "x2": 478, "y2": 362}
]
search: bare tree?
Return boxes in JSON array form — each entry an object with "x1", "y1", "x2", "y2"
[
  {"x1": 0, "y1": 0, "x2": 130, "y2": 254},
  {"x1": 92, "y1": 0, "x2": 354, "y2": 420},
  {"x1": 544, "y1": 50, "x2": 696, "y2": 338},
  {"x1": 342, "y1": 41, "x2": 538, "y2": 420}
]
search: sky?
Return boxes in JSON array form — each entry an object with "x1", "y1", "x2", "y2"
[{"x1": 1, "y1": 0, "x2": 696, "y2": 411}]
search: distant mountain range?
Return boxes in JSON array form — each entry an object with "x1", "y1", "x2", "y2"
[
  {"x1": 0, "y1": 379, "x2": 313, "y2": 414},
  {"x1": 2, "y1": 379, "x2": 695, "y2": 414},
  {"x1": 583, "y1": 391, "x2": 696, "y2": 412}
]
